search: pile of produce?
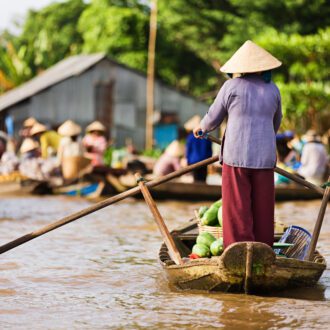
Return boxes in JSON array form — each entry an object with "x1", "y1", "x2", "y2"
[
  {"x1": 190, "y1": 200, "x2": 224, "y2": 259},
  {"x1": 190, "y1": 232, "x2": 224, "y2": 259},
  {"x1": 198, "y1": 199, "x2": 222, "y2": 227}
]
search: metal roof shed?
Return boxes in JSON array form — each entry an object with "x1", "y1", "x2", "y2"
[{"x1": 0, "y1": 54, "x2": 209, "y2": 149}]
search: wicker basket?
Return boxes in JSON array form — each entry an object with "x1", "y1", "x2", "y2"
[{"x1": 195, "y1": 210, "x2": 223, "y2": 239}]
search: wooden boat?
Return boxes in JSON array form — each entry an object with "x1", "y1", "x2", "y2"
[
  {"x1": 147, "y1": 181, "x2": 322, "y2": 201},
  {"x1": 159, "y1": 221, "x2": 326, "y2": 293},
  {"x1": 52, "y1": 181, "x2": 105, "y2": 198},
  {"x1": 0, "y1": 172, "x2": 52, "y2": 196}
]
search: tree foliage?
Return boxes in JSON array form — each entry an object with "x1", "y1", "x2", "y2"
[{"x1": 15, "y1": 0, "x2": 86, "y2": 75}]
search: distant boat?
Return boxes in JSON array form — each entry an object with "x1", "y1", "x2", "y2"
[{"x1": 125, "y1": 180, "x2": 322, "y2": 201}]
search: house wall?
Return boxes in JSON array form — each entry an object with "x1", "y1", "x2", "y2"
[
  {"x1": 6, "y1": 59, "x2": 114, "y2": 132},
  {"x1": 111, "y1": 63, "x2": 209, "y2": 149}
]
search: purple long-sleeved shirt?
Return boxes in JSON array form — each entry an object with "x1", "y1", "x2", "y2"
[{"x1": 201, "y1": 74, "x2": 282, "y2": 169}]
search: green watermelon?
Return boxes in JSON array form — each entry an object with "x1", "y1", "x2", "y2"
[
  {"x1": 212, "y1": 200, "x2": 222, "y2": 209},
  {"x1": 210, "y1": 238, "x2": 224, "y2": 256},
  {"x1": 201, "y1": 200, "x2": 222, "y2": 226},
  {"x1": 217, "y1": 206, "x2": 223, "y2": 227},
  {"x1": 198, "y1": 206, "x2": 209, "y2": 218},
  {"x1": 196, "y1": 232, "x2": 216, "y2": 247},
  {"x1": 192, "y1": 244, "x2": 210, "y2": 258}
]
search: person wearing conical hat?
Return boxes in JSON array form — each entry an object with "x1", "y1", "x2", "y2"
[
  {"x1": 193, "y1": 40, "x2": 283, "y2": 248},
  {"x1": 298, "y1": 129, "x2": 328, "y2": 185},
  {"x1": 57, "y1": 120, "x2": 90, "y2": 180},
  {"x1": 23, "y1": 117, "x2": 37, "y2": 128},
  {"x1": 19, "y1": 138, "x2": 40, "y2": 157},
  {"x1": 18, "y1": 138, "x2": 45, "y2": 180},
  {"x1": 30, "y1": 122, "x2": 61, "y2": 159},
  {"x1": 153, "y1": 140, "x2": 183, "y2": 176},
  {"x1": 82, "y1": 121, "x2": 107, "y2": 167},
  {"x1": 185, "y1": 115, "x2": 213, "y2": 182},
  {"x1": 16, "y1": 117, "x2": 38, "y2": 153},
  {"x1": 57, "y1": 120, "x2": 84, "y2": 162}
]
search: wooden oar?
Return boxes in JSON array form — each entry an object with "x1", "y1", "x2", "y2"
[
  {"x1": 198, "y1": 131, "x2": 325, "y2": 195},
  {"x1": 306, "y1": 176, "x2": 330, "y2": 261},
  {"x1": 0, "y1": 155, "x2": 219, "y2": 255},
  {"x1": 136, "y1": 174, "x2": 183, "y2": 265}
]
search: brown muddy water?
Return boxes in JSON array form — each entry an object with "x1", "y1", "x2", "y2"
[{"x1": 0, "y1": 195, "x2": 329, "y2": 329}]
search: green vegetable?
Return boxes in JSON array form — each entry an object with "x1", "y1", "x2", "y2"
[
  {"x1": 201, "y1": 200, "x2": 222, "y2": 226},
  {"x1": 217, "y1": 206, "x2": 223, "y2": 227},
  {"x1": 192, "y1": 244, "x2": 210, "y2": 258},
  {"x1": 196, "y1": 232, "x2": 216, "y2": 247},
  {"x1": 210, "y1": 238, "x2": 224, "y2": 256},
  {"x1": 198, "y1": 206, "x2": 208, "y2": 218},
  {"x1": 212, "y1": 200, "x2": 222, "y2": 209}
]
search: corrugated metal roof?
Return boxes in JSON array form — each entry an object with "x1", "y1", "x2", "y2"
[{"x1": 0, "y1": 53, "x2": 106, "y2": 111}]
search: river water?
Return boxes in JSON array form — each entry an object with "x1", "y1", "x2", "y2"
[{"x1": 0, "y1": 195, "x2": 329, "y2": 329}]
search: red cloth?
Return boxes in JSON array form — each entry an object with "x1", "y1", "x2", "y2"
[{"x1": 222, "y1": 163, "x2": 275, "y2": 248}]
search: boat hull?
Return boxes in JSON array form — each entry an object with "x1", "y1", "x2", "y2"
[
  {"x1": 161, "y1": 254, "x2": 325, "y2": 293},
  {"x1": 158, "y1": 223, "x2": 326, "y2": 293}
]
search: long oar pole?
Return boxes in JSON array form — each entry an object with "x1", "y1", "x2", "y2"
[
  {"x1": 306, "y1": 177, "x2": 330, "y2": 261},
  {"x1": 199, "y1": 132, "x2": 325, "y2": 195},
  {"x1": 0, "y1": 155, "x2": 219, "y2": 255},
  {"x1": 136, "y1": 174, "x2": 183, "y2": 265}
]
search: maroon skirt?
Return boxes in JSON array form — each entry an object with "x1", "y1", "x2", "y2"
[{"x1": 221, "y1": 163, "x2": 275, "y2": 248}]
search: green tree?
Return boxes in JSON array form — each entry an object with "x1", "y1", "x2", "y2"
[
  {"x1": 15, "y1": 0, "x2": 86, "y2": 75},
  {"x1": 78, "y1": 0, "x2": 149, "y2": 71},
  {"x1": 0, "y1": 32, "x2": 32, "y2": 93}
]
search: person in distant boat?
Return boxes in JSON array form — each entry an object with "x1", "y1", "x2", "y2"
[
  {"x1": 82, "y1": 121, "x2": 107, "y2": 167},
  {"x1": 16, "y1": 117, "x2": 38, "y2": 153},
  {"x1": 20, "y1": 117, "x2": 37, "y2": 138},
  {"x1": 30, "y1": 122, "x2": 60, "y2": 159},
  {"x1": 153, "y1": 140, "x2": 183, "y2": 176},
  {"x1": 18, "y1": 138, "x2": 44, "y2": 180},
  {"x1": 275, "y1": 131, "x2": 301, "y2": 185},
  {"x1": 193, "y1": 40, "x2": 282, "y2": 248},
  {"x1": 57, "y1": 120, "x2": 90, "y2": 180},
  {"x1": 298, "y1": 130, "x2": 328, "y2": 185},
  {"x1": 185, "y1": 115, "x2": 212, "y2": 182},
  {"x1": 0, "y1": 130, "x2": 19, "y2": 175},
  {"x1": 57, "y1": 120, "x2": 84, "y2": 162},
  {"x1": 19, "y1": 137, "x2": 60, "y2": 181},
  {"x1": 0, "y1": 130, "x2": 8, "y2": 160}
]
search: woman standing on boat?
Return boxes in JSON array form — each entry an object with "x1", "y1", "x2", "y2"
[{"x1": 194, "y1": 40, "x2": 282, "y2": 248}]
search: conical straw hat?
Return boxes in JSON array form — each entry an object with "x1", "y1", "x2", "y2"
[
  {"x1": 220, "y1": 40, "x2": 282, "y2": 74},
  {"x1": 30, "y1": 122, "x2": 47, "y2": 136},
  {"x1": 20, "y1": 138, "x2": 39, "y2": 154},
  {"x1": 184, "y1": 115, "x2": 201, "y2": 131},
  {"x1": 165, "y1": 140, "x2": 183, "y2": 157},
  {"x1": 23, "y1": 117, "x2": 37, "y2": 128},
  {"x1": 302, "y1": 129, "x2": 322, "y2": 142},
  {"x1": 58, "y1": 120, "x2": 82, "y2": 137},
  {"x1": 86, "y1": 121, "x2": 106, "y2": 133}
]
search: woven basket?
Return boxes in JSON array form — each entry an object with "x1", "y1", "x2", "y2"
[{"x1": 195, "y1": 210, "x2": 223, "y2": 239}]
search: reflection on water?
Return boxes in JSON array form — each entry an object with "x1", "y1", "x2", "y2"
[{"x1": 0, "y1": 196, "x2": 329, "y2": 329}]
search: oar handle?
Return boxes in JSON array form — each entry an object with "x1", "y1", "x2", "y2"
[
  {"x1": 199, "y1": 132, "x2": 324, "y2": 195},
  {"x1": 197, "y1": 130, "x2": 222, "y2": 145}
]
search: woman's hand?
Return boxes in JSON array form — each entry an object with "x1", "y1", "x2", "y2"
[{"x1": 193, "y1": 126, "x2": 203, "y2": 138}]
